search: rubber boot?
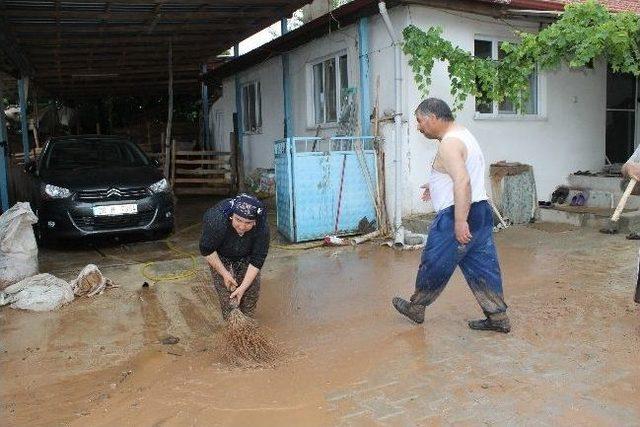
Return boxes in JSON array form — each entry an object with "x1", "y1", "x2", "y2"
[
  {"x1": 392, "y1": 297, "x2": 425, "y2": 324},
  {"x1": 468, "y1": 312, "x2": 511, "y2": 333}
]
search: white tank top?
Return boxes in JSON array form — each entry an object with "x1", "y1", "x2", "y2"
[{"x1": 428, "y1": 127, "x2": 488, "y2": 212}]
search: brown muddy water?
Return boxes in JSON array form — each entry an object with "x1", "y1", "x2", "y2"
[{"x1": 1, "y1": 225, "x2": 639, "y2": 426}]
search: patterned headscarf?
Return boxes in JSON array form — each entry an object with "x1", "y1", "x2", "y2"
[{"x1": 229, "y1": 193, "x2": 264, "y2": 221}]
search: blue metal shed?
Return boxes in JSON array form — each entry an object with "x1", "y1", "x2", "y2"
[{"x1": 274, "y1": 136, "x2": 378, "y2": 242}]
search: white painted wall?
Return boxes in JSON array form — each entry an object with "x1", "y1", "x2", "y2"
[
  {"x1": 371, "y1": 5, "x2": 606, "y2": 217},
  {"x1": 212, "y1": 4, "x2": 607, "y2": 223},
  {"x1": 210, "y1": 56, "x2": 284, "y2": 172},
  {"x1": 210, "y1": 23, "x2": 360, "y2": 171}
]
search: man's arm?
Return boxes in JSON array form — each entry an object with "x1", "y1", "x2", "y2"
[
  {"x1": 622, "y1": 147, "x2": 640, "y2": 195},
  {"x1": 439, "y1": 138, "x2": 472, "y2": 244}
]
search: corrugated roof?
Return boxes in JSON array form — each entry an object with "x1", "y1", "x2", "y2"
[{"x1": 0, "y1": 1, "x2": 313, "y2": 100}]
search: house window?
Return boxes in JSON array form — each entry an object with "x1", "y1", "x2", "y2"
[
  {"x1": 311, "y1": 53, "x2": 348, "y2": 124},
  {"x1": 242, "y1": 81, "x2": 262, "y2": 133},
  {"x1": 474, "y1": 37, "x2": 538, "y2": 116}
]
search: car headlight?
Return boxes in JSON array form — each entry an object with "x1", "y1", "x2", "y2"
[
  {"x1": 44, "y1": 184, "x2": 72, "y2": 199},
  {"x1": 149, "y1": 178, "x2": 170, "y2": 193}
]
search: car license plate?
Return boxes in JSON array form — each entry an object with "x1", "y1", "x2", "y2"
[{"x1": 93, "y1": 204, "x2": 138, "y2": 216}]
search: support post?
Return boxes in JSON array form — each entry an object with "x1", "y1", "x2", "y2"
[
  {"x1": 0, "y1": 81, "x2": 10, "y2": 211},
  {"x1": 234, "y1": 44, "x2": 245, "y2": 191},
  {"x1": 281, "y1": 18, "x2": 293, "y2": 138},
  {"x1": 201, "y1": 64, "x2": 210, "y2": 150},
  {"x1": 18, "y1": 77, "x2": 29, "y2": 161},
  {"x1": 163, "y1": 41, "x2": 174, "y2": 179},
  {"x1": 358, "y1": 17, "x2": 371, "y2": 137}
]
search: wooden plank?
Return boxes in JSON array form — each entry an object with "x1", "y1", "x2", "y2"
[
  {"x1": 175, "y1": 150, "x2": 230, "y2": 156},
  {"x1": 1, "y1": 10, "x2": 282, "y2": 20},
  {"x1": 175, "y1": 168, "x2": 229, "y2": 175},
  {"x1": 12, "y1": 24, "x2": 241, "y2": 34},
  {"x1": 174, "y1": 178, "x2": 230, "y2": 185},
  {"x1": 174, "y1": 158, "x2": 230, "y2": 165},
  {"x1": 174, "y1": 187, "x2": 232, "y2": 196}
]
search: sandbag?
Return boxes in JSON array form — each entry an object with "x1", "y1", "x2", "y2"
[
  {"x1": 0, "y1": 273, "x2": 74, "y2": 311},
  {"x1": 0, "y1": 202, "x2": 39, "y2": 289},
  {"x1": 71, "y1": 264, "x2": 116, "y2": 297}
]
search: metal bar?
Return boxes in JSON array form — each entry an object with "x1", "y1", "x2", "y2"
[
  {"x1": 18, "y1": 77, "x2": 29, "y2": 161},
  {"x1": 286, "y1": 137, "x2": 296, "y2": 241},
  {"x1": 358, "y1": 17, "x2": 371, "y2": 137},
  {"x1": 234, "y1": 43, "x2": 245, "y2": 191},
  {"x1": 281, "y1": 18, "x2": 293, "y2": 138}
]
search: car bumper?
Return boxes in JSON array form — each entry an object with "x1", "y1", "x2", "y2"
[{"x1": 37, "y1": 192, "x2": 174, "y2": 240}]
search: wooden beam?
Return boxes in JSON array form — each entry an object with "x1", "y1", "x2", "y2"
[
  {"x1": 164, "y1": 41, "x2": 173, "y2": 179},
  {"x1": 11, "y1": 23, "x2": 243, "y2": 34},
  {"x1": 27, "y1": 0, "x2": 294, "y2": 5},
  {"x1": 15, "y1": 33, "x2": 236, "y2": 45},
  {"x1": 1, "y1": 9, "x2": 284, "y2": 20}
]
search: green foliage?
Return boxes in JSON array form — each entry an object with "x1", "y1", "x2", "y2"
[{"x1": 402, "y1": 0, "x2": 640, "y2": 112}]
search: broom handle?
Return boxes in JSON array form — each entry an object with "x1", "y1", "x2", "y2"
[
  {"x1": 488, "y1": 198, "x2": 508, "y2": 228},
  {"x1": 612, "y1": 178, "x2": 637, "y2": 222}
]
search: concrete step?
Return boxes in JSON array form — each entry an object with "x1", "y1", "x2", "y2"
[
  {"x1": 402, "y1": 213, "x2": 436, "y2": 235},
  {"x1": 537, "y1": 205, "x2": 640, "y2": 233},
  {"x1": 565, "y1": 174, "x2": 640, "y2": 209}
]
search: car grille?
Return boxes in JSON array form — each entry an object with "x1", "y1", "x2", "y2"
[
  {"x1": 71, "y1": 209, "x2": 156, "y2": 231},
  {"x1": 76, "y1": 187, "x2": 150, "y2": 202}
]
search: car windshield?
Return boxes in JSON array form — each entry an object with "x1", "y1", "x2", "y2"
[{"x1": 42, "y1": 138, "x2": 150, "y2": 170}]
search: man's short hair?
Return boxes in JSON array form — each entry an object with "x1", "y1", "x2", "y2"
[{"x1": 415, "y1": 98, "x2": 454, "y2": 122}]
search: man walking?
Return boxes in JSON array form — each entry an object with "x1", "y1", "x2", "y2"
[{"x1": 392, "y1": 98, "x2": 510, "y2": 333}]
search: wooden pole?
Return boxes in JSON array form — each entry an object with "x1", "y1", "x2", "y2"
[
  {"x1": 373, "y1": 75, "x2": 390, "y2": 236},
  {"x1": 17, "y1": 77, "x2": 29, "y2": 161},
  {"x1": 229, "y1": 131, "x2": 238, "y2": 193},
  {"x1": 33, "y1": 87, "x2": 40, "y2": 149},
  {"x1": 170, "y1": 138, "x2": 177, "y2": 186},
  {"x1": 163, "y1": 41, "x2": 174, "y2": 179}
]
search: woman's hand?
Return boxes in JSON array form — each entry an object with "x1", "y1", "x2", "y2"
[
  {"x1": 230, "y1": 284, "x2": 247, "y2": 306},
  {"x1": 222, "y1": 271, "x2": 238, "y2": 291}
]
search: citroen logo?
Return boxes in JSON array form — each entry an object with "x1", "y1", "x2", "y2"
[{"x1": 106, "y1": 188, "x2": 123, "y2": 198}]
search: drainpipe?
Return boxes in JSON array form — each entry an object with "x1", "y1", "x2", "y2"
[
  {"x1": 281, "y1": 18, "x2": 293, "y2": 138},
  {"x1": 234, "y1": 44, "x2": 245, "y2": 189},
  {"x1": 378, "y1": 1, "x2": 405, "y2": 246},
  {"x1": 357, "y1": 17, "x2": 371, "y2": 137}
]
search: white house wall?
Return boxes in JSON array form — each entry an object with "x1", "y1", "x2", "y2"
[
  {"x1": 212, "y1": 4, "x2": 606, "y2": 222},
  {"x1": 371, "y1": 5, "x2": 606, "y2": 217},
  {"x1": 211, "y1": 56, "x2": 284, "y2": 172},
  {"x1": 210, "y1": 27, "x2": 361, "y2": 173}
]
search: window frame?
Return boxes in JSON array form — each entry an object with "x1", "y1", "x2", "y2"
[
  {"x1": 473, "y1": 35, "x2": 542, "y2": 120},
  {"x1": 307, "y1": 51, "x2": 349, "y2": 127},
  {"x1": 241, "y1": 81, "x2": 262, "y2": 134}
]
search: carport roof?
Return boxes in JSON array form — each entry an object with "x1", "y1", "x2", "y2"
[{"x1": 0, "y1": 1, "x2": 312, "y2": 101}]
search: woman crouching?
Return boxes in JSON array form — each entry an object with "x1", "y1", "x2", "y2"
[{"x1": 199, "y1": 194, "x2": 269, "y2": 319}]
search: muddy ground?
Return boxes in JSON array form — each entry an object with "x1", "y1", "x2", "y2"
[{"x1": 1, "y1": 204, "x2": 639, "y2": 426}]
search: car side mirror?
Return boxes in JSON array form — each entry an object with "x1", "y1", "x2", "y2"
[{"x1": 24, "y1": 160, "x2": 37, "y2": 175}]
